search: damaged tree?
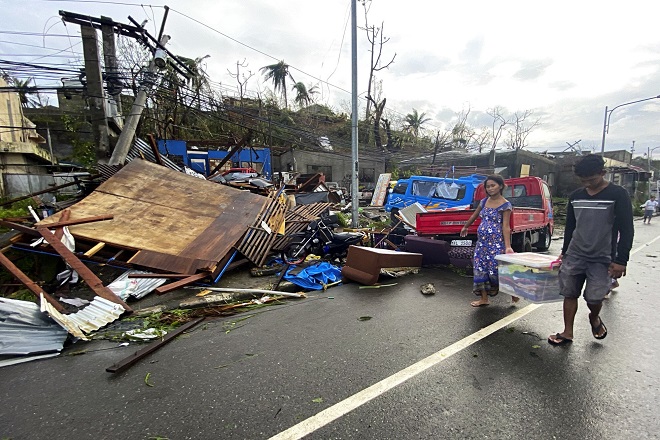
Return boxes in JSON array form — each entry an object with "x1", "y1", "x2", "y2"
[{"x1": 362, "y1": 1, "x2": 396, "y2": 151}]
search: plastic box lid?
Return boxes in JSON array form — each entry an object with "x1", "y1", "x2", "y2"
[{"x1": 495, "y1": 252, "x2": 560, "y2": 269}]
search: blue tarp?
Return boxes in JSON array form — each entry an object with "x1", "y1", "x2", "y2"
[{"x1": 284, "y1": 261, "x2": 342, "y2": 290}]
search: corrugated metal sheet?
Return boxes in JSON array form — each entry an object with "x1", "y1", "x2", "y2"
[
  {"x1": 107, "y1": 269, "x2": 167, "y2": 300},
  {"x1": 0, "y1": 297, "x2": 68, "y2": 355},
  {"x1": 127, "y1": 138, "x2": 182, "y2": 171},
  {"x1": 41, "y1": 294, "x2": 126, "y2": 340}
]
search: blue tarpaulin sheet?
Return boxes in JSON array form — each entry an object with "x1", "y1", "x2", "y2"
[{"x1": 284, "y1": 261, "x2": 342, "y2": 290}]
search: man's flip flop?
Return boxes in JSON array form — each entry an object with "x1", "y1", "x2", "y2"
[
  {"x1": 590, "y1": 315, "x2": 608, "y2": 340},
  {"x1": 548, "y1": 333, "x2": 573, "y2": 346}
]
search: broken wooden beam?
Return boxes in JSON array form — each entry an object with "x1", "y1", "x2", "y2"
[
  {"x1": 128, "y1": 273, "x2": 196, "y2": 279},
  {"x1": 36, "y1": 227, "x2": 132, "y2": 311},
  {"x1": 83, "y1": 242, "x2": 106, "y2": 257},
  {"x1": 106, "y1": 317, "x2": 205, "y2": 374},
  {"x1": 0, "y1": 220, "x2": 41, "y2": 237},
  {"x1": 42, "y1": 214, "x2": 113, "y2": 229},
  {"x1": 147, "y1": 133, "x2": 165, "y2": 166},
  {"x1": 53, "y1": 209, "x2": 71, "y2": 241},
  {"x1": 155, "y1": 272, "x2": 211, "y2": 295},
  {"x1": 0, "y1": 251, "x2": 65, "y2": 313}
]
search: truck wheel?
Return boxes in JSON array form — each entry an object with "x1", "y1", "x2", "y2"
[
  {"x1": 523, "y1": 235, "x2": 533, "y2": 252},
  {"x1": 536, "y1": 226, "x2": 552, "y2": 251}
]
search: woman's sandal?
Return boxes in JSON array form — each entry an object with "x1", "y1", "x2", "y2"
[{"x1": 548, "y1": 333, "x2": 573, "y2": 346}]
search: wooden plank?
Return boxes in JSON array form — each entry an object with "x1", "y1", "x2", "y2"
[
  {"x1": 0, "y1": 220, "x2": 40, "y2": 236},
  {"x1": 147, "y1": 133, "x2": 165, "y2": 166},
  {"x1": 155, "y1": 272, "x2": 210, "y2": 295},
  {"x1": 0, "y1": 252, "x2": 65, "y2": 313},
  {"x1": 36, "y1": 227, "x2": 131, "y2": 311},
  {"x1": 130, "y1": 250, "x2": 216, "y2": 274},
  {"x1": 45, "y1": 214, "x2": 113, "y2": 229},
  {"x1": 370, "y1": 173, "x2": 392, "y2": 207},
  {"x1": 53, "y1": 209, "x2": 71, "y2": 241},
  {"x1": 83, "y1": 242, "x2": 106, "y2": 257},
  {"x1": 106, "y1": 317, "x2": 205, "y2": 374},
  {"x1": 128, "y1": 273, "x2": 195, "y2": 279}
]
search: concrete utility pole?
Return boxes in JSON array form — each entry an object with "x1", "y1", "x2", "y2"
[
  {"x1": 101, "y1": 16, "x2": 122, "y2": 116},
  {"x1": 109, "y1": 34, "x2": 169, "y2": 165},
  {"x1": 350, "y1": 0, "x2": 359, "y2": 228},
  {"x1": 81, "y1": 25, "x2": 110, "y2": 161}
]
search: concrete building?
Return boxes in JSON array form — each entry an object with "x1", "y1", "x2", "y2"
[{"x1": 0, "y1": 77, "x2": 55, "y2": 198}]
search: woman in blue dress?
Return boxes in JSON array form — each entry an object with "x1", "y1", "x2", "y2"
[{"x1": 460, "y1": 175, "x2": 516, "y2": 307}]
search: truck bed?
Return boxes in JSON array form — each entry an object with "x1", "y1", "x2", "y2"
[{"x1": 416, "y1": 207, "x2": 546, "y2": 236}]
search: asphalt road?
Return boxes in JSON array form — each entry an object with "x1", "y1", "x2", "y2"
[{"x1": 1, "y1": 220, "x2": 659, "y2": 440}]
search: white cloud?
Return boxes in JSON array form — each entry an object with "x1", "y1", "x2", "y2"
[{"x1": 2, "y1": 0, "x2": 660, "y2": 153}]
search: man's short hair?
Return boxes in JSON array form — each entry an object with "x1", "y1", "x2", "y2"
[{"x1": 574, "y1": 154, "x2": 605, "y2": 177}]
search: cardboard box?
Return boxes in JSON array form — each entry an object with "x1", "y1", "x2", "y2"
[{"x1": 495, "y1": 253, "x2": 562, "y2": 303}]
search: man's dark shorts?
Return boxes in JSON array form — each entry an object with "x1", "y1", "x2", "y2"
[{"x1": 558, "y1": 254, "x2": 610, "y2": 304}]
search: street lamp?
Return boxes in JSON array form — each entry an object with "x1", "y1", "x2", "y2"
[{"x1": 600, "y1": 95, "x2": 660, "y2": 155}]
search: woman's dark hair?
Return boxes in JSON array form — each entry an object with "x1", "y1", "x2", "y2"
[
  {"x1": 574, "y1": 154, "x2": 605, "y2": 177},
  {"x1": 484, "y1": 174, "x2": 506, "y2": 194}
]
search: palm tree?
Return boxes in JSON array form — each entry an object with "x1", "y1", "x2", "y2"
[
  {"x1": 292, "y1": 82, "x2": 318, "y2": 109},
  {"x1": 260, "y1": 60, "x2": 295, "y2": 108},
  {"x1": 10, "y1": 77, "x2": 37, "y2": 107},
  {"x1": 404, "y1": 108, "x2": 431, "y2": 139}
]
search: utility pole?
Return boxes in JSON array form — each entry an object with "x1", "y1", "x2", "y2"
[
  {"x1": 61, "y1": 8, "x2": 191, "y2": 166},
  {"x1": 109, "y1": 34, "x2": 169, "y2": 165},
  {"x1": 350, "y1": 0, "x2": 359, "y2": 227},
  {"x1": 81, "y1": 24, "x2": 110, "y2": 162},
  {"x1": 101, "y1": 16, "x2": 122, "y2": 116},
  {"x1": 109, "y1": 7, "x2": 171, "y2": 166}
]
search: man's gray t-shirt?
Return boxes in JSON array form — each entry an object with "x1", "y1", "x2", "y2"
[{"x1": 562, "y1": 183, "x2": 634, "y2": 265}]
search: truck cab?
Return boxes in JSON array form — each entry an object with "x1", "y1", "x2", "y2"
[{"x1": 385, "y1": 174, "x2": 487, "y2": 219}]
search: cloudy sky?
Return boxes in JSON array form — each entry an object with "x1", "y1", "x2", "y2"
[{"x1": 3, "y1": 0, "x2": 660, "y2": 156}]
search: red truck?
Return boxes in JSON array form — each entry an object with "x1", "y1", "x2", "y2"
[{"x1": 413, "y1": 176, "x2": 554, "y2": 268}]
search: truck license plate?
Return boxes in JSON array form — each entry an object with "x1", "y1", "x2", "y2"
[{"x1": 451, "y1": 240, "x2": 473, "y2": 246}]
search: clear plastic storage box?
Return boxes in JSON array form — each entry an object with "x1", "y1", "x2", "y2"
[{"x1": 494, "y1": 253, "x2": 562, "y2": 303}]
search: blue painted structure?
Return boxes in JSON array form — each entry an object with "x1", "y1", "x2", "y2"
[{"x1": 157, "y1": 140, "x2": 272, "y2": 178}]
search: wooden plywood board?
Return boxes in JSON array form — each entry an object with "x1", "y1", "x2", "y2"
[
  {"x1": 370, "y1": 173, "x2": 391, "y2": 207},
  {"x1": 36, "y1": 160, "x2": 266, "y2": 272}
]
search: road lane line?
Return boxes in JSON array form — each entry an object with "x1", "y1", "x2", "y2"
[
  {"x1": 271, "y1": 233, "x2": 659, "y2": 439},
  {"x1": 630, "y1": 233, "x2": 660, "y2": 256},
  {"x1": 269, "y1": 304, "x2": 542, "y2": 440}
]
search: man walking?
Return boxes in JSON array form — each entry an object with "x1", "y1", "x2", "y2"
[
  {"x1": 548, "y1": 154, "x2": 634, "y2": 345},
  {"x1": 642, "y1": 195, "x2": 658, "y2": 224}
]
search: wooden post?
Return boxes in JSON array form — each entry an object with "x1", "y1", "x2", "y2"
[{"x1": 36, "y1": 227, "x2": 131, "y2": 311}]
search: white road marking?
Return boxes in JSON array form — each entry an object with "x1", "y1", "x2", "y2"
[
  {"x1": 270, "y1": 234, "x2": 660, "y2": 439},
  {"x1": 269, "y1": 304, "x2": 541, "y2": 440},
  {"x1": 630, "y1": 233, "x2": 660, "y2": 256}
]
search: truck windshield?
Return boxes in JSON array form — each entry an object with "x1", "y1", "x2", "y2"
[{"x1": 412, "y1": 181, "x2": 466, "y2": 200}]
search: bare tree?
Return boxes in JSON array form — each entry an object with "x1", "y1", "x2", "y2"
[
  {"x1": 450, "y1": 108, "x2": 473, "y2": 150},
  {"x1": 505, "y1": 110, "x2": 540, "y2": 149},
  {"x1": 471, "y1": 128, "x2": 492, "y2": 153},
  {"x1": 227, "y1": 59, "x2": 254, "y2": 105},
  {"x1": 362, "y1": 1, "x2": 396, "y2": 125},
  {"x1": 487, "y1": 106, "x2": 509, "y2": 151}
]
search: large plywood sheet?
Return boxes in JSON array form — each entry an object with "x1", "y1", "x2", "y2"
[{"x1": 37, "y1": 160, "x2": 266, "y2": 272}]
